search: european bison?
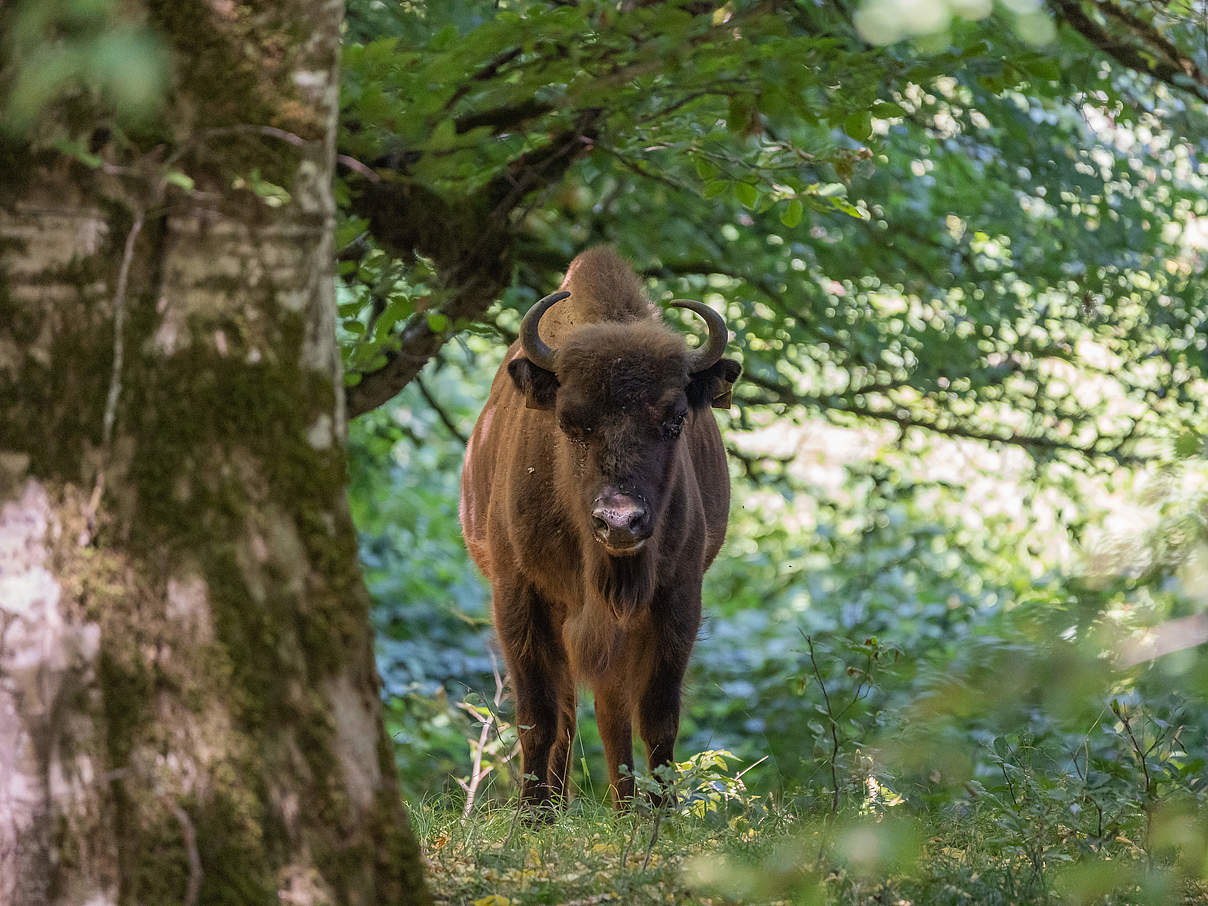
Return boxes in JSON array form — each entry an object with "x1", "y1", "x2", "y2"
[{"x1": 459, "y1": 247, "x2": 739, "y2": 809}]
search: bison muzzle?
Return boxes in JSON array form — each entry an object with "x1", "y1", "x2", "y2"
[{"x1": 459, "y1": 246, "x2": 739, "y2": 811}]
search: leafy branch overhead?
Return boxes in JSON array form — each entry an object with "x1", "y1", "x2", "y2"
[
  {"x1": 1048, "y1": 0, "x2": 1208, "y2": 106},
  {"x1": 337, "y1": 0, "x2": 1208, "y2": 466}
]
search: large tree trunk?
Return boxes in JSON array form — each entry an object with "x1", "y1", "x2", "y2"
[{"x1": 0, "y1": 2, "x2": 430, "y2": 904}]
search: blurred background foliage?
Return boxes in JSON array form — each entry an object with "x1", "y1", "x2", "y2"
[
  {"x1": 0, "y1": 0, "x2": 167, "y2": 137},
  {"x1": 336, "y1": 0, "x2": 1208, "y2": 900}
]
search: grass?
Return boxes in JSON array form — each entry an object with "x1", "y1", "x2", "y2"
[
  {"x1": 413, "y1": 791, "x2": 807, "y2": 906},
  {"x1": 408, "y1": 752, "x2": 1208, "y2": 906}
]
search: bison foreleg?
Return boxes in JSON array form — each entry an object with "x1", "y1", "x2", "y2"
[
  {"x1": 495, "y1": 581, "x2": 572, "y2": 817},
  {"x1": 593, "y1": 684, "x2": 636, "y2": 805},
  {"x1": 548, "y1": 694, "x2": 577, "y2": 804},
  {"x1": 513, "y1": 667, "x2": 572, "y2": 817},
  {"x1": 637, "y1": 655, "x2": 688, "y2": 808},
  {"x1": 639, "y1": 591, "x2": 701, "y2": 807}
]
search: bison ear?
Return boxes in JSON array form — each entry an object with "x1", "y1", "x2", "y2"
[
  {"x1": 687, "y1": 357, "x2": 741, "y2": 410},
  {"x1": 508, "y1": 357, "x2": 559, "y2": 410}
]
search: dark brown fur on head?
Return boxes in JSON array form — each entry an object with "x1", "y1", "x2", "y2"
[
  {"x1": 538, "y1": 324, "x2": 691, "y2": 615},
  {"x1": 556, "y1": 322, "x2": 689, "y2": 412},
  {"x1": 505, "y1": 252, "x2": 739, "y2": 618}
]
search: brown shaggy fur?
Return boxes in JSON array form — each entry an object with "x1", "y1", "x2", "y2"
[{"x1": 459, "y1": 246, "x2": 739, "y2": 809}]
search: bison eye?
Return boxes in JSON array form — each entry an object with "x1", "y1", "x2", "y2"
[{"x1": 662, "y1": 413, "x2": 686, "y2": 439}]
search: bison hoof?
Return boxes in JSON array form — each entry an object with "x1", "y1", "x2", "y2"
[
  {"x1": 519, "y1": 800, "x2": 560, "y2": 826},
  {"x1": 646, "y1": 787, "x2": 679, "y2": 811}
]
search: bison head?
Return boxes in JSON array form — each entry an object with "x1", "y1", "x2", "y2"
[{"x1": 507, "y1": 291, "x2": 739, "y2": 562}]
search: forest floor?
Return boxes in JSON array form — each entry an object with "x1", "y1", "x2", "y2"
[{"x1": 411, "y1": 790, "x2": 1208, "y2": 906}]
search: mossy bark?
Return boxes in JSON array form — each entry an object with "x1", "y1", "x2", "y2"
[{"x1": 0, "y1": 2, "x2": 430, "y2": 904}]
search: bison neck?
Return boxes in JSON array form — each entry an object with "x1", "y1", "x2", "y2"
[{"x1": 589, "y1": 547, "x2": 658, "y2": 620}]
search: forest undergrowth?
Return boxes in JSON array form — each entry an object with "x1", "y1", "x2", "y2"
[{"x1": 411, "y1": 745, "x2": 1207, "y2": 906}]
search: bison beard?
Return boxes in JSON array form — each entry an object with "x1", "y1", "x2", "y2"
[
  {"x1": 590, "y1": 548, "x2": 657, "y2": 621},
  {"x1": 459, "y1": 246, "x2": 738, "y2": 812}
]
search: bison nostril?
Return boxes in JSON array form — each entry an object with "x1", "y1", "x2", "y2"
[{"x1": 592, "y1": 496, "x2": 649, "y2": 542}]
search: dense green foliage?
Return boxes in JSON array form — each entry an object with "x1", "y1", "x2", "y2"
[
  {"x1": 336, "y1": 0, "x2": 1208, "y2": 459},
  {"x1": 338, "y1": 0, "x2": 1208, "y2": 903}
]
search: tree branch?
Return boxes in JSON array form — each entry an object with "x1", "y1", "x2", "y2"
[
  {"x1": 346, "y1": 115, "x2": 602, "y2": 418},
  {"x1": 741, "y1": 371, "x2": 1153, "y2": 465},
  {"x1": 1048, "y1": 0, "x2": 1208, "y2": 105},
  {"x1": 443, "y1": 47, "x2": 525, "y2": 115},
  {"x1": 345, "y1": 263, "x2": 508, "y2": 419},
  {"x1": 725, "y1": 441, "x2": 795, "y2": 482},
  {"x1": 593, "y1": 144, "x2": 695, "y2": 192},
  {"x1": 455, "y1": 100, "x2": 555, "y2": 135}
]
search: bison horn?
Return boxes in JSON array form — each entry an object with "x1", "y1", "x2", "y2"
[
  {"x1": 668, "y1": 299, "x2": 728, "y2": 374},
  {"x1": 519, "y1": 290, "x2": 569, "y2": 372}
]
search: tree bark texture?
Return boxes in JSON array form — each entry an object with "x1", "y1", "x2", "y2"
[{"x1": 0, "y1": 2, "x2": 430, "y2": 904}]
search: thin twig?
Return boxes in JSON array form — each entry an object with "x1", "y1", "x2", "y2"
[
  {"x1": 101, "y1": 209, "x2": 143, "y2": 448},
  {"x1": 742, "y1": 371, "x2": 1153, "y2": 466},
  {"x1": 1112, "y1": 701, "x2": 1160, "y2": 859},
  {"x1": 480, "y1": 649, "x2": 521, "y2": 787},
  {"x1": 735, "y1": 755, "x2": 769, "y2": 781},
  {"x1": 1116, "y1": 708, "x2": 1152, "y2": 797},
  {"x1": 458, "y1": 653, "x2": 515, "y2": 817},
  {"x1": 641, "y1": 801, "x2": 668, "y2": 872},
  {"x1": 83, "y1": 207, "x2": 145, "y2": 541},
  {"x1": 999, "y1": 761, "x2": 1020, "y2": 808},
  {"x1": 167, "y1": 123, "x2": 376, "y2": 182},
  {"x1": 456, "y1": 701, "x2": 495, "y2": 818},
  {"x1": 619, "y1": 802, "x2": 641, "y2": 871},
  {"x1": 170, "y1": 802, "x2": 202, "y2": 906},
  {"x1": 804, "y1": 635, "x2": 841, "y2": 821},
  {"x1": 337, "y1": 153, "x2": 380, "y2": 182},
  {"x1": 594, "y1": 144, "x2": 695, "y2": 192},
  {"x1": 415, "y1": 374, "x2": 468, "y2": 444}
]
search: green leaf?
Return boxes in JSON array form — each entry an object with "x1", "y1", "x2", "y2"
[
  {"x1": 843, "y1": 110, "x2": 872, "y2": 142},
  {"x1": 828, "y1": 198, "x2": 865, "y2": 219},
  {"x1": 1015, "y1": 55, "x2": 1062, "y2": 83},
  {"x1": 735, "y1": 182, "x2": 758, "y2": 208},
  {"x1": 427, "y1": 118, "x2": 456, "y2": 150},
  {"x1": 429, "y1": 24, "x2": 459, "y2": 51},
  {"x1": 53, "y1": 138, "x2": 102, "y2": 169},
  {"x1": 427, "y1": 312, "x2": 449, "y2": 333},
  {"x1": 780, "y1": 199, "x2": 804, "y2": 228},
  {"x1": 164, "y1": 170, "x2": 194, "y2": 192}
]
